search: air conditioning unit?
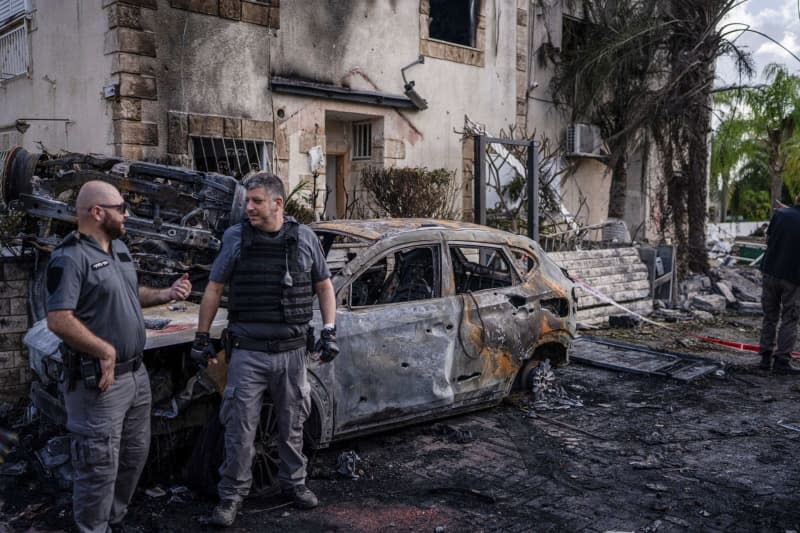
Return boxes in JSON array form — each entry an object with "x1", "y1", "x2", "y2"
[{"x1": 566, "y1": 123, "x2": 603, "y2": 156}]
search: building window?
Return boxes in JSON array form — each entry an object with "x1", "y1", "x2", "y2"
[
  {"x1": 429, "y1": 0, "x2": 480, "y2": 48},
  {"x1": 0, "y1": 0, "x2": 28, "y2": 26},
  {"x1": 352, "y1": 122, "x2": 372, "y2": 160},
  {"x1": 191, "y1": 136, "x2": 271, "y2": 180},
  {"x1": 562, "y1": 17, "x2": 590, "y2": 107},
  {"x1": 0, "y1": 23, "x2": 27, "y2": 80}
]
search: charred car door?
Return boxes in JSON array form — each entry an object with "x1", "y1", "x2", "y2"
[
  {"x1": 330, "y1": 239, "x2": 463, "y2": 437},
  {"x1": 447, "y1": 242, "x2": 542, "y2": 401}
]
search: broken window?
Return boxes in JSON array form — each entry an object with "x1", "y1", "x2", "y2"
[
  {"x1": 450, "y1": 245, "x2": 517, "y2": 293},
  {"x1": 347, "y1": 245, "x2": 440, "y2": 307},
  {"x1": 314, "y1": 231, "x2": 371, "y2": 277},
  {"x1": 509, "y1": 247, "x2": 538, "y2": 274},
  {"x1": 191, "y1": 136, "x2": 271, "y2": 180},
  {"x1": 352, "y1": 122, "x2": 372, "y2": 160},
  {"x1": 428, "y1": 0, "x2": 480, "y2": 48}
]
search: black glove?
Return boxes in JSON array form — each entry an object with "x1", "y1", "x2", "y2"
[
  {"x1": 190, "y1": 332, "x2": 216, "y2": 368},
  {"x1": 315, "y1": 326, "x2": 340, "y2": 363}
]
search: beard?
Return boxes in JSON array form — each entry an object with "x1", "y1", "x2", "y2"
[{"x1": 101, "y1": 217, "x2": 125, "y2": 239}]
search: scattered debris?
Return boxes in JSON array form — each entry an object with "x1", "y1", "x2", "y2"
[
  {"x1": 715, "y1": 281, "x2": 737, "y2": 305},
  {"x1": 432, "y1": 424, "x2": 474, "y2": 444},
  {"x1": 529, "y1": 360, "x2": 583, "y2": 409},
  {"x1": 32, "y1": 435, "x2": 72, "y2": 489},
  {"x1": 690, "y1": 294, "x2": 727, "y2": 314},
  {"x1": 526, "y1": 412, "x2": 607, "y2": 441},
  {"x1": 777, "y1": 420, "x2": 800, "y2": 433},
  {"x1": 336, "y1": 451, "x2": 361, "y2": 479},
  {"x1": 608, "y1": 315, "x2": 642, "y2": 328},
  {"x1": 144, "y1": 318, "x2": 172, "y2": 330},
  {"x1": 34, "y1": 436, "x2": 70, "y2": 469},
  {"x1": 736, "y1": 301, "x2": 762, "y2": 315},
  {"x1": 571, "y1": 336, "x2": 721, "y2": 382},
  {"x1": 691, "y1": 310, "x2": 714, "y2": 322},
  {"x1": 0, "y1": 461, "x2": 27, "y2": 477},
  {"x1": 168, "y1": 485, "x2": 190, "y2": 504},
  {"x1": 0, "y1": 427, "x2": 19, "y2": 459},
  {"x1": 146, "y1": 486, "x2": 167, "y2": 498},
  {"x1": 629, "y1": 454, "x2": 663, "y2": 469}
]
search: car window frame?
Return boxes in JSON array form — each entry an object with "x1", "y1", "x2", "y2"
[
  {"x1": 446, "y1": 241, "x2": 521, "y2": 293},
  {"x1": 508, "y1": 246, "x2": 540, "y2": 279},
  {"x1": 339, "y1": 241, "x2": 443, "y2": 309}
]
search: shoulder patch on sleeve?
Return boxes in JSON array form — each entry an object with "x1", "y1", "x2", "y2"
[
  {"x1": 46, "y1": 266, "x2": 63, "y2": 294},
  {"x1": 118, "y1": 252, "x2": 132, "y2": 262}
]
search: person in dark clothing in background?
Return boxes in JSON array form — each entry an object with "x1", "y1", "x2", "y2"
[{"x1": 759, "y1": 192, "x2": 800, "y2": 373}]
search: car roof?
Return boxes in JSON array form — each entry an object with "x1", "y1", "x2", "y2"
[{"x1": 311, "y1": 218, "x2": 497, "y2": 242}]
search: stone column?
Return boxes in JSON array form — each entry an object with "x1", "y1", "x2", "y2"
[{"x1": 104, "y1": 0, "x2": 160, "y2": 160}]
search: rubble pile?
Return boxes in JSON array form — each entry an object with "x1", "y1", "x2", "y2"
[{"x1": 652, "y1": 263, "x2": 762, "y2": 323}]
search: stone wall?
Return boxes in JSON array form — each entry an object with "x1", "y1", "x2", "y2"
[{"x1": 0, "y1": 258, "x2": 33, "y2": 401}]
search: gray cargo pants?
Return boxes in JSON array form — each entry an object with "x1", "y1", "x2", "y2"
[
  {"x1": 64, "y1": 364, "x2": 152, "y2": 533},
  {"x1": 218, "y1": 346, "x2": 311, "y2": 502},
  {"x1": 760, "y1": 273, "x2": 800, "y2": 362}
]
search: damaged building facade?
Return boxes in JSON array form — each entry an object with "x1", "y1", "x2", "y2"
[
  {"x1": 0, "y1": 0, "x2": 655, "y2": 231},
  {"x1": 0, "y1": 1, "x2": 658, "y2": 398}
]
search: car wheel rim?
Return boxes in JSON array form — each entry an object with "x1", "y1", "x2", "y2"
[{"x1": 252, "y1": 399, "x2": 281, "y2": 494}]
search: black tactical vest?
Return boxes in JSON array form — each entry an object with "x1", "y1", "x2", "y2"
[{"x1": 227, "y1": 220, "x2": 313, "y2": 324}]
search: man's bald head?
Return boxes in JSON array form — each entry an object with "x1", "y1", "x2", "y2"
[{"x1": 76, "y1": 181, "x2": 122, "y2": 219}]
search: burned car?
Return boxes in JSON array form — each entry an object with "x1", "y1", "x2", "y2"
[
  {"x1": 310, "y1": 219, "x2": 577, "y2": 442},
  {"x1": 1, "y1": 147, "x2": 576, "y2": 492}
]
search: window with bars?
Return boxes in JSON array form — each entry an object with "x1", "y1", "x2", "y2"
[
  {"x1": 352, "y1": 122, "x2": 372, "y2": 160},
  {"x1": 0, "y1": 23, "x2": 27, "y2": 80},
  {"x1": 191, "y1": 137, "x2": 271, "y2": 180}
]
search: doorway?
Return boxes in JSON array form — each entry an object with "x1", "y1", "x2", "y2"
[{"x1": 324, "y1": 154, "x2": 346, "y2": 219}]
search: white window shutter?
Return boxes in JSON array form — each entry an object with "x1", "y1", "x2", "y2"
[{"x1": 0, "y1": 0, "x2": 28, "y2": 26}]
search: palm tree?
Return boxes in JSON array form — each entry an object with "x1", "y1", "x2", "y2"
[
  {"x1": 710, "y1": 96, "x2": 749, "y2": 221},
  {"x1": 551, "y1": 0, "x2": 752, "y2": 274},
  {"x1": 552, "y1": 0, "x2": 663, "y2": 219},
  {"x1": 714, "y1": 64, "x2": 800, "y2": 210}
]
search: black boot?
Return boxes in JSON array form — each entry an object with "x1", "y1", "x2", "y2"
[
  {"x1": 772, "y1": 357, "x2": 800, "y2": 375},
  {"x1": 759, "y1": 351, "x2": 773, "y2": 370}
]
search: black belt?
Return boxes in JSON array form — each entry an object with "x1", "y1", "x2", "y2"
[
  {"x1": 69, "y1": 354, "x2": 143, "y2": 379},
  {"x1": 115, "y1": 356, "x2": 143, "y2": 376},
  {"x1": 232, "y1": 335, "x2": 306, "y2": 353}
]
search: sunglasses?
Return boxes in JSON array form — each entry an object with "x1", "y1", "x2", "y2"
[{"x1": 92, "y1": 202, "x2": 130, "y2": 214}]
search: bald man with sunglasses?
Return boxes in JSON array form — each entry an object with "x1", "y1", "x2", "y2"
[{"x1": 46, "y1": 180, "x2": 192, "y2": 533}]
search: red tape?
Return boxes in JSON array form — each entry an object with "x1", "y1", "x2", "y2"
[
  {"x1": 570, "y1": 276, "x2": 800, "y2": 358},
  {"x1": 694, "y1": 335, "x2": 800, "y2": 358}
]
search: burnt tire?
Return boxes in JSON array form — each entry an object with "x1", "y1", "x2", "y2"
[{"x1": 513, "y1": 358, "x2": 542, "y2": 392}]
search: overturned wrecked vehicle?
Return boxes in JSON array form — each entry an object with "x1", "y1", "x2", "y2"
[{"x1": 1, "y1": 147, "x2": 576, "y2": 491}]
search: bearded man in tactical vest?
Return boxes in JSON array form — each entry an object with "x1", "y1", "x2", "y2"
[{"x1": 192, "y1": 172, "x2": 338, "y2": 527}]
